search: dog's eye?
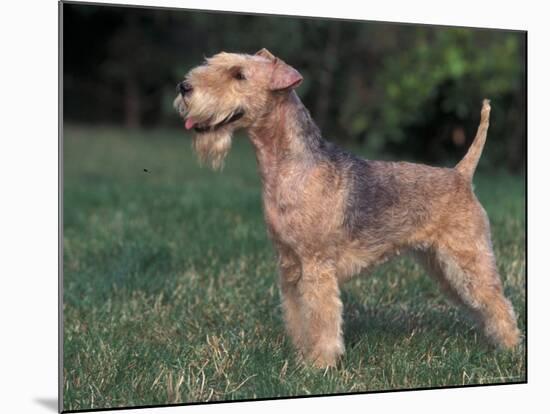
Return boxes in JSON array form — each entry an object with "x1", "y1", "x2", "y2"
[{"x1": 231, "y1": 67, "x2": 246, "y2": 81}]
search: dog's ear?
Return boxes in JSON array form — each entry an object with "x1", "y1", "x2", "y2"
[
  {"x1": 255, "y1": 48, "x2": 302, "y2": 91},
  {"x1": 269, "y1": 61, "x2": 303, "y2": 91},
  {"x1": 255, "y1": 48, "x2": 276, "y2": 60}
]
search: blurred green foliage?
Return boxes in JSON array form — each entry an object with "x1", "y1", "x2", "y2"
[
  {"x1": 64, "y1": 4, "x2": 525, "y2": 171},
  {"x1": 368, "y1": 28, "x2": 525, "y2": 169}
]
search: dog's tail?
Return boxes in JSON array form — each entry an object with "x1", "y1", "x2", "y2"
[{"x1": 456, "y1": 99, "x2": 491, "y2": 181}]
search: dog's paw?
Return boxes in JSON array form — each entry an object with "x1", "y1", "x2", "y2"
[{"x1": 306, "y1": 343, "x2": 344, "y2": 369}]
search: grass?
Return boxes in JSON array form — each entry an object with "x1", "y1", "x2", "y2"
[{"x1": 62, "y1": 126, "x2": 526, "y2": 411}]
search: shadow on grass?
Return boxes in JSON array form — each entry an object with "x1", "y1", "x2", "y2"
[{"x1": 342, "y1": 292, "x2": 477, "y2": 347}]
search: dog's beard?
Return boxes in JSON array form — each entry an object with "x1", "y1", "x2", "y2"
[
  {"x1": 174, "y1": 94, "x2": 239, "y2": 169},
  {"x1": 192, "y1": 128, "x2": 233, "y2": 170}
]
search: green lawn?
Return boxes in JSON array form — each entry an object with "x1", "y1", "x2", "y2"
[{"x1": 62, "y1": 126, "x2": 526, "y2": 411}]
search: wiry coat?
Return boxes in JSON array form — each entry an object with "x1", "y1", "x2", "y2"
[{"x1": 175, "y1": 49, "x2": 520, "y2": 368}]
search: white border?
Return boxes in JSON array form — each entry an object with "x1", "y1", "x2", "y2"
[{"x1": 1, "y1": 0, "x2": 548, "y2": 413}]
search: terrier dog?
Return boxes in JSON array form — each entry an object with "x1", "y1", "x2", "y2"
[{"x1": 174, "y1": 49, "x2": 520, "y2": 368}]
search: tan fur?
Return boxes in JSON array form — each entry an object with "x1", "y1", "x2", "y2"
[
  {"x1": 175, "y1": 50, "x2": 521, "y2": 368},
  {"x1": 456, "y1": 99, "x2": 491, "y2": 180}
]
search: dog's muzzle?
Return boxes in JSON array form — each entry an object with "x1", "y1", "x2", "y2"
[
  {"x1": 184, "y1": 109, "x2": 245, "y2": 133},
  {"x1": 193, "y1": 110, "x2": 245, "y2": 133}
]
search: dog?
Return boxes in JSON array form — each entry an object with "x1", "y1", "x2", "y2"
[{"x1": 174, "y1": 48, "x2": 520, "y2": 368}]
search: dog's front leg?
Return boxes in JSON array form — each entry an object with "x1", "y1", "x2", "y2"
[
  {"x1": 299, "y1": 260, "x2": 344, "y2": 368},
  {"x1": 278, "y1": 250, "x2": 305, "y2": 353}
]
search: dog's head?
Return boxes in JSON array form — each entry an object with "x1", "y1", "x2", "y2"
[{"x1": 174, "y1": 49, "x2": 302, "y2": 169}]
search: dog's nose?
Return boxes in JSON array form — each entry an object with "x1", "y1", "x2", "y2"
[{"x1": 177, "y1": 81, "x2": 193, "y2": 96}]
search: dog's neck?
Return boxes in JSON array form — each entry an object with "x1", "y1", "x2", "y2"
[{"x1": 247, "y1": 91, "x2": 324, "y2": 183}]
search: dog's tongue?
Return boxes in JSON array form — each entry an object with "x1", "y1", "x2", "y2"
[{"x1": 185, "y1": 118, "x2": 196, "y2": 130}]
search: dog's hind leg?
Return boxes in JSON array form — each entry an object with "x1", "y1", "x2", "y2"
[{"x1": 417, "y1": 228, "x2": 520, "y2": 349}]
